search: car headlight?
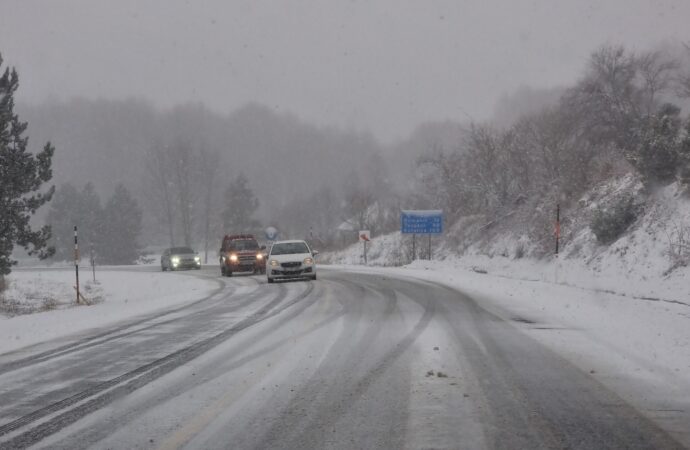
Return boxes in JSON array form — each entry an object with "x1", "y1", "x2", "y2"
[
  {"x1": 194, "y1": 256, "x2": 201, "y2": 262},
  {"x1": 171, "y1": 256, "x2": 180, "y2": 264},
  {"x1": 256, "y1": 253, "x2": 263, "y2": 260},
  {"x1": 270, "y1": 260, "x2": 279, "y2": 267},
  {"x1": 229, "y1": 254, "x2": 238, "y2": 262},
  {"x1": 303, "y1": 257, "x2": 314, "y2": 265}
]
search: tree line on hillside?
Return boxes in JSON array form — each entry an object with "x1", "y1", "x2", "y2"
[
  {"x1": 414, "y1": 44, "x2": 690, "y2": 253},
  {"x1": 20, "y1": 100, "x2": 386, "y2": 245},
  {"x1": 6, "y1": 43, "x2": 690, "y2": 279}
]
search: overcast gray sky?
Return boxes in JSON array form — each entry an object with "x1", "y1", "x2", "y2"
[{"x1": 2, "y1": 0, "x2": 690, "y2": 142}]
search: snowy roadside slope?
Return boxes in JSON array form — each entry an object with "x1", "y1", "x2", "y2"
[
  {"x1": 326, "y1": 262, "x2": 690, "y2": 439},
  {"x1": 0, "y1": 269, "x2": 219, "y2": 355},
  {"x1": 324, "y1": 178, "x2": 690, "y2": 303}
]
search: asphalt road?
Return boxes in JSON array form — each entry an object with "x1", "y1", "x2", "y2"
[{"x1": 0, "y1": 267, "x2": 685, "y2": 449}]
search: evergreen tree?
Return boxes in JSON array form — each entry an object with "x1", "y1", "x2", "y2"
[
  {"x1": 222, "y1": 174, "x2": 260, "y2": 232},
  {"x1": 100, "y1": 184, "x2": 143, "y2": 264},
  {"x1": 0, "y1": 53, "x2": 55, "y2": 277},
  {"x1": 45, "y1": 183, "x2": 80, "y2": 261},
  {"x1": 46, "y1": 183, "x2": 103, "y2": 261}
]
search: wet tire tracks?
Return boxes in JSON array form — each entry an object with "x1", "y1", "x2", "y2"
[{"x1": 0, "y1": 282, "x2": 312, "y2": 449}]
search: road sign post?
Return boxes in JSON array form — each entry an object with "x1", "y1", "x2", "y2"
[
  {"x1": 359, "y1": 230, "x2": 370, "y2": 265},
  {"x1": 401, "y1": 210, "x2": 443, "y2": 261},
  {"x1": 428, "y1": 234, "x2": 432, "y2": 260}
]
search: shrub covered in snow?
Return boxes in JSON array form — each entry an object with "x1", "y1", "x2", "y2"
[{"x1": 590, "y1": 195, "x2": 640, "y2": 244}]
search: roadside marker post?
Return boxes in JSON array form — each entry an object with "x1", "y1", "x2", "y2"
[
  {"x1": 359, "y1": 230, "x2": 371, "y2": 265},
  {"x1": 555, "y1": 203, "x2": 560, "y2": 257},
  {"x1": 74, "y1": 226, "x2": 80, "y2": 305},
  {"x1": 554, "y1": 204, "x2": 561, "y2": 284}
]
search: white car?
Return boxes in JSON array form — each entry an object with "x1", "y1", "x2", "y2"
[{"x1": 266, "y1": 240, "x2": 318, "y2": 283}]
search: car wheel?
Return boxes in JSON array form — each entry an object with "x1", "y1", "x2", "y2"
[
  {"x1": 226, "y1": 270, "x2": 232, "y2": 277},
  {"x1": 311, "y1": 274, "x2": 317, "y2": 281},
  {"x1": 161, "y1": 265, "x2": 166, "y2": 272},
  {"x1": 267, "y1": 277, "x2": 274, "y2": 283}
]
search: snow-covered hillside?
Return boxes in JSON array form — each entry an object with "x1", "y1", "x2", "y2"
[{"x1": 324, "y1": 176, "x2": 690, "y2": 303}]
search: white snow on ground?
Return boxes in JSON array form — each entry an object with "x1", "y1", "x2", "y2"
[
  {"x1": 323, "y1": 179, "x2": 690, "y2": 434},
  {"x1": 0, "y1": 268, "x2": 219, "y2": 355},
  {"x1": 323, "y1": 261, "x2": 690, "y2": 437}
]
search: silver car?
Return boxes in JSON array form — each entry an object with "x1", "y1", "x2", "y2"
[
  {"x1": 161, "y1": 247, "x2": 201, "y2": 271},
  {"x1": 266, "y1": 240, "x2": 318, "y2": 283}
]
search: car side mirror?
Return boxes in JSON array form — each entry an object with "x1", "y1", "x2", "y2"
[
  {"x1": 312, "y1": 250, "x2": 319, "y2": 256},
  {"x1": 261, "y1": 245, "x2": 266, "y2": 250}
]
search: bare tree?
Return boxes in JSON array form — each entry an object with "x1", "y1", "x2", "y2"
[
  {"x1": 342, "y1": 181, "x2": 376, "y2": 234},
  {"x1": 676, "y1": 42, "x2": 690, "y2": 98},
  {"x1": 169, "y1": 137, "x2": 202, "y2": 247},
  {"x1": 636, "y1": 50, "x2": 680, "y2": 115},
  {"x1": 144, "y1": 142, "x2": 177, "y2": 247},
  {"x1": 144, "y1": 138, "x2": 206, "y2": 248},
  {"x1": 198, "y1": 147, "x2": 221, "y2": 263}
]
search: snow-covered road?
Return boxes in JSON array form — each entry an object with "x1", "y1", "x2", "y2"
[{"x1": 0, "y1": 266, "x2": 687, "y2": 449}]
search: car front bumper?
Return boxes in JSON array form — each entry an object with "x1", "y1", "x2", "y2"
[
  {"x1": 172, "y1": 261, "x2": 201, "y2": 270},
  {"x1": 268, "y1": 266, "x2": 314, "y2": 279}
]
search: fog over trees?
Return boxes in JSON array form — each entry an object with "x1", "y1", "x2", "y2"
[{"x1": 9, "y1": 41, "x2": 690, "y2": 262}]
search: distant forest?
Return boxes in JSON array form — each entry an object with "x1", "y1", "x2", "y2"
[{"x1": 19, "y1": 42, "x2": 690, "y2": 261}]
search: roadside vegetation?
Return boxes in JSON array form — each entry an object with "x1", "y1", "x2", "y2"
[{"x1": 5, "y1": 43, "x2": 690, "y2": 276}]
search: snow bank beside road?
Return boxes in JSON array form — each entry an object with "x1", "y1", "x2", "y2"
[{"x1": 0, "y1": 269, "x2": 219, "y2": 355}]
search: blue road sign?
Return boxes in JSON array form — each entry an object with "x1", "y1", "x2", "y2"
[
  {"x1": 401, "y1": 210, "x2": 443, "y2": 234},
  {"x1": 265, "y1": 226, "x2": 279, "y2": 241}
]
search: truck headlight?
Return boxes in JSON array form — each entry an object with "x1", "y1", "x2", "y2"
[
  {"x1": 194, "y1": 256, "x2": 201, "y2": 262},
  {"x1": 229, "y1": 254, "x2": 238, "y2": 262},
  {"x1": 256, "y1": 253, "x2": 263, "y2": 260},
  {"x1": 171, "y1": 256, "x2": 180, "y2": 264}
]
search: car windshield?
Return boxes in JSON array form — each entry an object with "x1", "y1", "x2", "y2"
[
  {"x1": 229, "y1": 240, "x2": 259, "y2": 251},
  {"x1": 271, "y1": 242, "x2": 309, "y2": 255},
  {"x1": 170, "y1": 247, "x2": 194, "y2": 254}
]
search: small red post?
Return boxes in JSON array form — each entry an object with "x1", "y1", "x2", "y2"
[{"x1": 74, "y1": 226, "x2": 80, "y2": 304}]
